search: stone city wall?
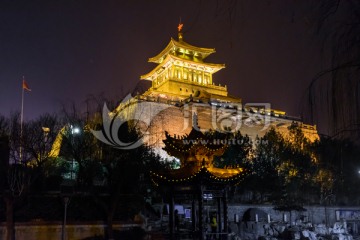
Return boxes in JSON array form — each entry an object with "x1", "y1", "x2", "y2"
[{"x1": 117, "y1": 99, "x2": 318, "y2": 149}]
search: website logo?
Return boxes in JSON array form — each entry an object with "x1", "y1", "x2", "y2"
[{"x1": 91, "y1": 94, "x2": 272, "y2": 149}]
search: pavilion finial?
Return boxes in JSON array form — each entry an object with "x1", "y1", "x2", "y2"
[
  {"x1": 178, "y1": 23, "x2": 183, "y2": 32},
  {"x1": 178, "y1": 19, "x2": 184, "y2": 41}
]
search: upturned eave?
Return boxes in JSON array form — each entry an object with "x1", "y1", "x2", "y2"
[
  {"x1": 148, "y1": 38, "x2": 216, "y2": 63},
  {"x1": 141, "y1": 54, "x2": 225, "y2": 81}
]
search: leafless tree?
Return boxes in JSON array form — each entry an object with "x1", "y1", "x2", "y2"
[
  {"x1": 305, "y1": 0, "x2": 360, "y2": 142},
  {"x1": 22, "y1": 113, "x2": 61, "y2": 166}
]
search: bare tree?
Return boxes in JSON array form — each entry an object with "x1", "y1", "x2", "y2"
[
  {"x1": 305, "y1": 1, "x2": 360, "y2": 142},
  {"x1": 57, "y1": 96, "x2": 167, "y2": 239},
  {"x1": 0, "y1": 114, "x2": 31, "y2": 240},
  {"x1": 22, "y1": 113, "x2": 61, "y2": 166}
]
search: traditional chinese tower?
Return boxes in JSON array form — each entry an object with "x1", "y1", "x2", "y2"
[
  {"x1": 151, "y1": 126, "x2": 247, "y2": 239},
  {"x1": 141, "y1": 23, "x2": 240, "y2": 103}
]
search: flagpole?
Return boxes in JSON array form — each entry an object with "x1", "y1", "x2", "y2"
[{"x1": 20, "y1": 76, "x2": 25, "y2": 164}]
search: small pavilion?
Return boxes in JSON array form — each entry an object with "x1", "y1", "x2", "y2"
[{"x1": 151, "y1": 127, "x2": 247, "y2": 239}]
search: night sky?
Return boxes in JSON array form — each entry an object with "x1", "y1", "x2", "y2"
[{"x1": 0, "y1": 1, "x2": 327, "y2": 132}]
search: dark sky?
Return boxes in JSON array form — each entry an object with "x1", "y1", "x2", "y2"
[{"x1": 0, "y1": 1, "x2": 326, "y2": 129}]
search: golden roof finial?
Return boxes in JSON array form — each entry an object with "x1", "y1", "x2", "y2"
[
  {"x1": 178, "y1": 23, "x2": 183, "y2": 32},
  {"x1": 178, "y1": 18, "x2": 184, "y2": 41},
  {"x1": 178, "y1": 17, "x2": 183, "y2": 32}
]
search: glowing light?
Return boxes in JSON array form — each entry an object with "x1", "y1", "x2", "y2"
[{"x1": 72, "y1": 128, "x2": 80, "y2": 135}]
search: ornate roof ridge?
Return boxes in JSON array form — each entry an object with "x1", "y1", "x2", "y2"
[
  {"x1": 148, "y1": 38, "x2": 216, "y2": 63},
  {"x1": 140, "y1": 54, "x2": 225, "y2": 80},
  {"x1": 173, "y1": 38, "x2": 216, "y2": 53}
]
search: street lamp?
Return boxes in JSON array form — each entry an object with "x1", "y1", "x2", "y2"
[
  {"x1": 60, "y1": 183, "x2": 73, "y2": 240},
  {"x1": 62, "y1": 196, "x2": 70, "y2": 240},
  {"x1": 70, "y1": 125, "x2": 80, "y2": 180}
]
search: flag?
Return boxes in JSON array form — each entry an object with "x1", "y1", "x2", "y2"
[{"x1": 22, "y1": 79, "x2": 31, "y2": 91}]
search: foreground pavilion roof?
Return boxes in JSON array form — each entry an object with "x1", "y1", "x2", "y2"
[
  {"x1": 151, "y1": 127, "x2": 247, "y2": 187},
  {"x1": 150, "y1": 163, "x2": 247, "y2": 187}
]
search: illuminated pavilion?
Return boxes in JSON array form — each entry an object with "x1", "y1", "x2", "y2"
[
  {"x1": 150, "y1": 126, "x2": 247, "y2": 239},
  {"x1": 140, "y1": 23, "x2": 241, "y2": 103}
]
